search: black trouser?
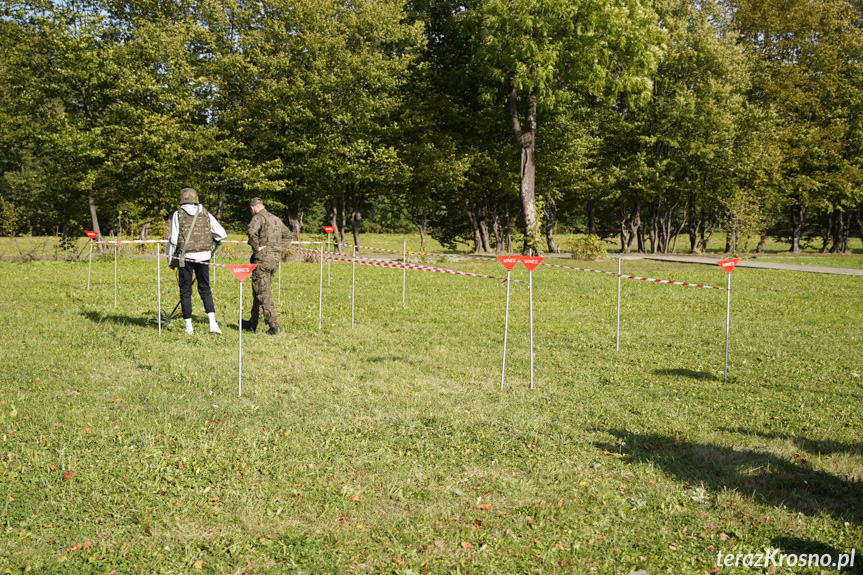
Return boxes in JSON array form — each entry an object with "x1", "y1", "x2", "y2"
[{"x1": 177, "y1": 261, "x2": 214, "y2": 320}]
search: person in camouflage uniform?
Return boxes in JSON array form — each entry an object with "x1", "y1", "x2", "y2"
[{"x1": 241, "y1": 198, "x2": 291, "y2": 335}]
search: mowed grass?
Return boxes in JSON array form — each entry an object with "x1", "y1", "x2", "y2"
[{"x1": 0, "y1": 247, "x2": 861, "y2": 574}]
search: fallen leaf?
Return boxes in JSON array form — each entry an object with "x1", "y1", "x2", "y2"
[
  {"x1": 58, "y1": 556, "x2": 66, "y2": 563},
  {"x1": 63, "y1": 471, "x2": 74, "y2": 481},
  {"x1": 349, "y1": 495, "x2": 359, "y2": 502},
  {"x1": 719, "y1": 533, "x2": 729, "y2": 541},
  {"x1": 82, "y1": 541, "x2": 92, "y2": 550},
  {"x1": 461, "y1": 541, "x2": 472, "y2": 549},
  {"x1": 471, "y1": 503, "x2": 490, "y2": 511},
  {"x1": 194, "y1": 560, "x2": 203, "y2": 569},
  {"x1": 392, "y1": 558, "x2": 402, "y2": 565},
  {"x1": 109, "y1": 398, "x2": 123, "y2": 404},
  {"x1": 668, "y1": 544, "x2": 678, "y2": 551}
]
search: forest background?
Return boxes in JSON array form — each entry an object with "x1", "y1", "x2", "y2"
[{"x1": 1, "y1": 0, "x2": 862, "y2": 257}]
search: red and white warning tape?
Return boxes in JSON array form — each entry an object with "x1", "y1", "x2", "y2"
[
  {"x1": 616, "y1": 273, "x2": 723, "y2": 290},
  {"x1": 289, "y1": 247, "x2": 527, "y2": 284},
  {"x1": 541, "y1": 262, "x2": 723, "y2": 290},
  {"x1": 97, "y1": 239, "x2": 168, "y2": 245},
  {"x1": 336, "y1": 243, "x2": 400, "y2": 253}
]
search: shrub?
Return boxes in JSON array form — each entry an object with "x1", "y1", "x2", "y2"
[{"x1": 567, "y1": 234, "x2": 607, "y2": 261}]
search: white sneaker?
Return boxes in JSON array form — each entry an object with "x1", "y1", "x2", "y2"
[
  {"x1": 209, "y1": 324, "x2": 222, "y2": 334},
  {"x1": 184, "y1": 318, "x2": 194, "y2": 334}
]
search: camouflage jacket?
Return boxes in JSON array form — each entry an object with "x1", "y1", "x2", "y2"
[{"x1": 248, "y1": 209, "x2": 291, "y2": 264}]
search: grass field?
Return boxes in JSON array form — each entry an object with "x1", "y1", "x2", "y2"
[{"x1": 0, "y1": 237, "x2": 861, "y2": 574}]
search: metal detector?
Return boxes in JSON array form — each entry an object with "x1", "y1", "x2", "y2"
[{"x1": 150, "y1": 267, "x2": 194, "y2": 328}]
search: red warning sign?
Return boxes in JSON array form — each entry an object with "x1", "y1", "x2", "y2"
[
  {"x1": 521, "y1": 256, "x2": 545, "y2": 272},
  {"x1": 322, "y1": 226, "x2": 335, "y2": 234},
  {"x1": 497, "y1": 255, "x2": 521, "y2": 271},
  {"x1": 225, "y1": 264, "x2": 256, "y2": 282},
  {"x1": 85, "y1": 231, "x2": 98, "y2": 239},
  {"x1": 717, "y1": 258, "x2": 740, "y2": 274}
]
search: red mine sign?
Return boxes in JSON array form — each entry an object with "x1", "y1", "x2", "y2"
[
  {"x1": 497, "y1": 255, "x2": 521, "y2": 271},
  {"x1": 717, "y1": 258, "x2": 740, "y2": 274},
  {"x1": 225, "y1": 264, "x2": 256, "y2": 282},
  {"x1": 521, "y1": 256, "x2": 545, "y2": 272}
]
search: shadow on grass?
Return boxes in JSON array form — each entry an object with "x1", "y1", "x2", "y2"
[
  {"x1": 770, "y1": 537, "x2": 863, "y2": 574},
  {"x1": 653, "y1": 368, "x2": 718, "y2": 381},
  {"x1": 82, "y1": 310, "x2": 153, "y2": 328},
  {"x1": 597, "y1": 429, "x2": 863, "y2": 525},
  {"x1": 719, "y1": 428, "x2": 863, "y2": 457}
]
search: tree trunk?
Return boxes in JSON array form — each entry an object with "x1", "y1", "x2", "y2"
[
  {"x1": 215, "y1": 185, "x2": 224, "y2": 222},
  {"x1": 789, "y1": 204, "x2": 806, "y2": 253},
  {"x1": 87, "y1": 187, "x2": 105, "y2": 254},
  {"x1": 830, "y1": 209, "x2": 849, "y2": 254},
  {"x1": 618, "y1": 206, "x2": 631, "y2": 254},
  {"x1": 586, "y1": 200, "x2": 597, "y2": 236},
  {"x1": 284, "y1": 205, "x2": 302, "y2": 245},
  {"x1": 543, "y1": 201, "x2": 558, "y2": 253},
  {"x1": 464, "y1": 201, "x2": 484, "y2": 254},
  {"x1": 507, "y1": 84, "x2": 538, "y2": 254},
  {"x1": 504, "y1": 196, "x2": 513, "y2": 252},
  {"x1": 755, "y1": 228, "x2": 768, "y2": 253},
  {"x1": 410, "y1": 209, "x2": 427, "y2": 251},
  {"x1": 350, "y1": 193, "x2": 363, "y2": 254},
  {"x1": 856, "y1": 204, "x2": 863, "y2": 250}
]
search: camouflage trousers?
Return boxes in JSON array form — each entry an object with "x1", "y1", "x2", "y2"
[{"x1": 250, "y1": 261, "x2": 278, "y2": 328}]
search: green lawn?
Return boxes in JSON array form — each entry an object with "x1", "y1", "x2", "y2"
[{"x1": 0, "y1": 245, "x2": 861, "y2": 574}]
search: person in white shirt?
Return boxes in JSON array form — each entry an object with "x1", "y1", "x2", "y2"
[{"x1": 166, "y1": 187, "x2": 227, "y2": 334}]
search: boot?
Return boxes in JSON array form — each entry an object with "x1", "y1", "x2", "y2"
[
  {"x1": 241, "y1": 319, "x2": 258, "y2": 332},
  {"x1": 266, "y1": 323, "x2": 281, "y2": 336},
  {"x1": 207, "y1": 312, "x2": 222, "y2": 334}
]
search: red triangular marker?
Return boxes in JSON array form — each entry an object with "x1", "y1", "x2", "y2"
[
  {"x1": 521, "y1": 256, "x2": 545, "y2": 272},
  {"x1": 497, "y1": 255, "x2": 520, "y2": 271},
  {"x1": 322, "y1": 226, "x2": 335, "y2": 234},
  {"x1": 717, "y1": 258, "x2": 740, "y2": 273},
  {"x1": 225, "y1": 264, "x2": 256, "y2": 282},
  {"x1": 85, "y1": 231, "x2": 98, "y2": 239}
]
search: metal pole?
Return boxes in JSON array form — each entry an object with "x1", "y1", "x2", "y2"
[
  {"x1": 212, "y1": 249, "x2": 216, "y2": 288},
  {"x1": 327, "y1": 234, "x2": 331, "y2": 286},
  {"x1": 318, "y1": 244, "x2": 324, "y2": 329},
  {"x1": 278, "y1": 261, "x2": 281, "y2": 306},
  {"x1": 616, "y1": 258, "x2": 621, "y2": 352},
  {"x1": 238, "y1": 281, "x2": 243, "y2": 396},
  {"x1": 724, "y1": 272, "x2": 732, "y2": 382},
  {"x1": 114, "y1": 243, "x2": 118, "y2": 307},
  {"x1": 87, "y1": 240, "x2": 93, "y2": 290},
  {"x1": 402, "y1": 239, "x2": 406, "y2": 304},
  {"x1": 351, "y1": 245, "x2": 356, "y2": 329},
  {"x1": 157, "y1": 242, "x2": 161, "y2": 336},
  {"x1": 500, "y1": 270, "x2": 511, "y2": 391},
  {"x1": 529, "y1": 269, "x2": 535, "y2": 390}
]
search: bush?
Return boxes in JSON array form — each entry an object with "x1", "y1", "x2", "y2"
[{"x1": 567, "y1": 234, "x2": 607, "y2": 261}]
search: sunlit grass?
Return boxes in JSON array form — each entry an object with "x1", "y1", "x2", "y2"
[{"x1": 0, "y1": 248, "x2": 861, "y2": 573}]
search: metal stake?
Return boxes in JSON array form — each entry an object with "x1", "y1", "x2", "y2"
[
  {"x1": 529, "y1": 269, "x2": 535, "y2": 389},
  {"x1": 616, "y1": 258, "x2": 621, "y2": 351},
  {"x1": 238, "y1": 281, "x2": 243, "y2": 396},
  {"x1": 327, "y1": 234, "x2": 331, "y2": 286},
  {"x1": 278, "y1": 261, "x2": 281, "y2": 306},
  {"x1": 318, "y1": 244, "x2": 324, "y2": 329},
  {"x1": 500, "y1": 270, "x2": 511, "y2": 390},
  {"x1": 87, "y1": 240, "x2": 93, "y2": 290},
  {"x1": 351, "y1": 245, "x2": 356, "y2": 329},
  {"x1": 724, "y1": 272, "x2": 732, "y2": 382},
  {"x1": 114, "y1": 243, "x2": 118, "y2": 307},
  {"x1": 402, "y1": 240, "x2": 406, "y2": 304},
  {"x1": 157, "y1": 242, "x2": 161, "y2": 336}
]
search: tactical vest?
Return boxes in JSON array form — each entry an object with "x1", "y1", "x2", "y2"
[{"x1": 177, "y1": 206, "x2": 213, "y2": 253}]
